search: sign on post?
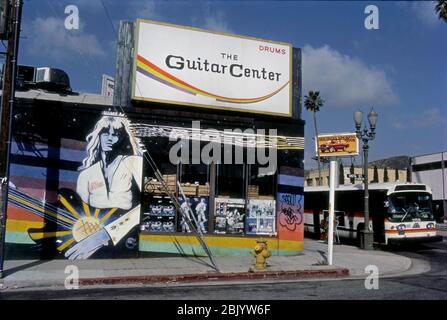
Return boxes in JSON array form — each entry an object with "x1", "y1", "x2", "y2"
[
  {"x1": 316, "y1": 133, "x2": 359, "y2": 157},
  {"x1": 315, "y1": 133, "x2": 358, "y2": 265},
  {"x1": 132, "y1": 19, "x2": 292, "y2": 117}
]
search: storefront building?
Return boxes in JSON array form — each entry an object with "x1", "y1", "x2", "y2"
[{"x1": 5, "y1": 20, "x2": 305, "y2": 259}]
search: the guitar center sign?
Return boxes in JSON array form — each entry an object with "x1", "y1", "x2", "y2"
[{"x1": 132, "y1": 19, "x2": 292, "y2": 117}]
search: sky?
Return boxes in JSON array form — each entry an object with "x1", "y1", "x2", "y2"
[{"x1": 16, "y1": 0, "x2": 447, "y2": 169}]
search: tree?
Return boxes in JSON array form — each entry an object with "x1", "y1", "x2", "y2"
[
  {"x1": 350, "y1": 163, "x2": 355, "y2": 184},
  {"x1": 395, "y1": 168, "x2": 399, "y2": 181},
  {"x1": 406, "y1": 167, "x2": 412, "y2": 182},
  {"x1": 304, "y1": 91, "x2": 325, "y2": 185},
  {"x1": 339, "y1": 162, "x2": 345, "y2": 185},
  {"x1": 436, "y1": 0, "x2": 447, "y2": 22},
  {"x1": 383, "y1": 167, "x2": 389, "y2": 182},
  {"x1": 372, "y1": 165, "x2": 379, "y2": 183}
]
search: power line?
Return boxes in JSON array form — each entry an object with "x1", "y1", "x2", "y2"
[{"x1": 100, "y1": 0, "x2": 117, "y2": 37}]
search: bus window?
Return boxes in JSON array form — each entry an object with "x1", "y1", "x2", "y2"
[
  {"x1": 336, "y1": 211, "x2": 346, "y2": 227},
  {"x1": 387, "y1": 192, "x2": 434, "y2": 222}
]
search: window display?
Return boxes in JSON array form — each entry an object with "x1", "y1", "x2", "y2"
[
  {"x1": 178, "y1": 197, "x2": 209, "y2": 233},
  {"x1": 214, "y1": 198, "x2": 246, "y2": 234},
  {"x1": 246, "y1": 199, "x2": 276, "y2": 235},
  {"x1": 141, "y1": 195, "x2": 176, "y2": 233}
]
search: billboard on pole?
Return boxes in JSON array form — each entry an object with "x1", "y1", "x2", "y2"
[
  {"x1": 132, "y1": 19, "x2": 292, "y2": 117},
  {"x1": 316, "y1": 133, "x2": 359, "y2": 157}
]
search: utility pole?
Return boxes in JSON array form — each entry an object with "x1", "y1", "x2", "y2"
[
  {"x1": 0, "y1": 0, "x2": 23, "y2": 279},
  {"x1": 354, "y1": 109, "x2": 378, "y2": 250}
]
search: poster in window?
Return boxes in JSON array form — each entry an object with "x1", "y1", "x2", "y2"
[
  {"x1": 246, "y1": 200, "x2": 276, "y2": 235},
  {"x1": 178, "y1": 197, "x2": 209, "y2": 233},
  {"x1": 214, "y1": 198, "x2": 246, "y2": 234},
  {"x1": 141, "y1": 195, "x2": 176, "y2": 233}
]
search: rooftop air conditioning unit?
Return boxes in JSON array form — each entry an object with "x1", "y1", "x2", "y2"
[
  {"x1": 16, "y1": 65, "x2": 36, "y2": 90},
  {"x1": 35, "y1": 67, "x2": 71, "y2": 92}
]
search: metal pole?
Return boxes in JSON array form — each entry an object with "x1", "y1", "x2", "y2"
[
  {"x1": 364, "y1": 143, "x2": 369, "y2": 230},
  {"x1": 360, "y1": 139, "x2": 374, "y2": 250},
  {"x1": 314, "y1": 114, "x2": 322, "y2": 186},
  {"x1": 0, "y1": 0, "x2": 22, "y2": 279},
  {"x1": 328, "y1": 160, "x2": 337, "y2": 265}
]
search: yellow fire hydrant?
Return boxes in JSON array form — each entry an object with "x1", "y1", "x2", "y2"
[{"x1": 251, "y1": 239, "x2": 271, "y2": 270}]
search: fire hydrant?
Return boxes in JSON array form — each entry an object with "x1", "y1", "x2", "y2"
[{"x1": 251, "y1": 239, "x2": 271, "y2": 270}]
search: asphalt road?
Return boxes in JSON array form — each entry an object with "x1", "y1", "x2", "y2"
[{"x1": 1, "y1": 238, "x2": 446, "y2": 300}]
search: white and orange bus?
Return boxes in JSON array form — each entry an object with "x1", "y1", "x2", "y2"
[{"x1": 304, "y1": 182, "x2": 442, "y2": 245}]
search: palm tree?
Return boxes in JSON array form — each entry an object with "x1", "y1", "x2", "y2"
[
  {"x1": 384, "y1": 167, "x2": 389, "y2": 183},
  {"x1": 304, "y1": 91, "x2": 325, "y2": 186},
  {"x1": 436, "y1": 0, "x2": 447, "y2": 22}
]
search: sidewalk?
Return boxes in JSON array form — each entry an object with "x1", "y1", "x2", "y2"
[{"x1": 0, "y1": 239, "x2": 425, "y2": 291}]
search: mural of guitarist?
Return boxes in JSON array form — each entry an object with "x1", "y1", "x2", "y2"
[
  {"x1": 65, "y1": 113, "x2": 144, "y2": 259},
  {"x1": 6, "y1": 112, "x2": 144, "y2": 260}
]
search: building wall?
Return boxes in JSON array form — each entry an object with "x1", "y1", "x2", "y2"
[
  {"x1": 5, "y1": 98, "x2": 305, "y2": 259},
  {"x1": 305, "y1": 166, "x2": 407, "y2": 187},
  {"x1": 411, "y1": 152, "x2": 447, "y2": 220}
]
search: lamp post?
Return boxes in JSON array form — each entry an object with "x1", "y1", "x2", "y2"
[{"x1": 353, "y1": 108, "x2": 378, "y2": 250}]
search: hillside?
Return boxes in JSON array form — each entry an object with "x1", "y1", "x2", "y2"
[{"x1": 369, "y1": 155, "x2": 410, "y2": 170}]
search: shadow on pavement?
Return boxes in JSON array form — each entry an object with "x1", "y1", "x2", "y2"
[{"x1": 3, "y1": 260, "x2": 49, "y2": 278}]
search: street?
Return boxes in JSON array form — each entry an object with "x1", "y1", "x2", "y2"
[{"x1": 1, "y1": 237, "x2": 446, "y2": 300}]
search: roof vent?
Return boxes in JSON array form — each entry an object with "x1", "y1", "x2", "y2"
[{"x1": 35, "y1": 67, "x2": 71, "y2": 92}]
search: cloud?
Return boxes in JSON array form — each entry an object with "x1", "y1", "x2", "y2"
[
  {"x1": 26, "y1": 17, "x2": 105, "y2": 62},
  {"x1": 203, "y1": 10, "x2": 233, "y2": 34},
  {"x1": 132, "y1": 1, "x2": 162, "y2": 20},
  {"x1": 408, "y1": 1, "x2": 441, "y2": 27},
  {"x1": 392, "y1": 120, "x2": 404, "y2": 130},
  {"x1": 190, "y1": 4, "x2": 233, "y2": 34},
  {"x1": 302, "y1": 45, "x2": 399, "y2": 108},
  {"x1": 391, "y1": 107, "x2": 446, "y2": 131},
  {"x1": 416, "y1": 108, "x2": 447, "y2": 127}
]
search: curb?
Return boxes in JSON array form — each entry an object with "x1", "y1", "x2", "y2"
[{"x1": 79, "y1": 268, "x2": 350, "y2": 286}]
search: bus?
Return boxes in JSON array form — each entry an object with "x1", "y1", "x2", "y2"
[{"x1": 304, "y1": 182, "x2": 443, "y2": 245}]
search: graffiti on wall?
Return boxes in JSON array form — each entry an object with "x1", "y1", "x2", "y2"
[
  {"x1": 276, "y1": 170, "x2": 304, "y2": 240},
  {"x1": 6, "y1": 110, "x2": 144, "y2": 259},
  {"x1": 278, "y1": 193, "x2": 303, "y2": 231}
]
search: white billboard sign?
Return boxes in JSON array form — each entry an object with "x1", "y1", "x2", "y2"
[
  {"x1": 101, "y1": 74, "x2": 115, "y2": 97},
  {"x1": 132, "y1": 20, "x2": 292, "y2": 117}
]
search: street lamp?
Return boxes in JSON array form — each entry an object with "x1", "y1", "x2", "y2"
[{"x1": 353, "y1": 108, "x2": 378, "y2": 250}]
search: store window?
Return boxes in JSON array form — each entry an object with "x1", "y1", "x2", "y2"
[
  {"x1": 141, "y1": 137, "x2": 177, "y2": 233},
  {"x1": 214, "y1": 164, "x2": 246, "y2": 234},
  {"x1": 246, "y1": 164, "x2": 276, "y2": 235},
  {"x1": 178, "y1": 164, "x2": 210, "y2": 233}
]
